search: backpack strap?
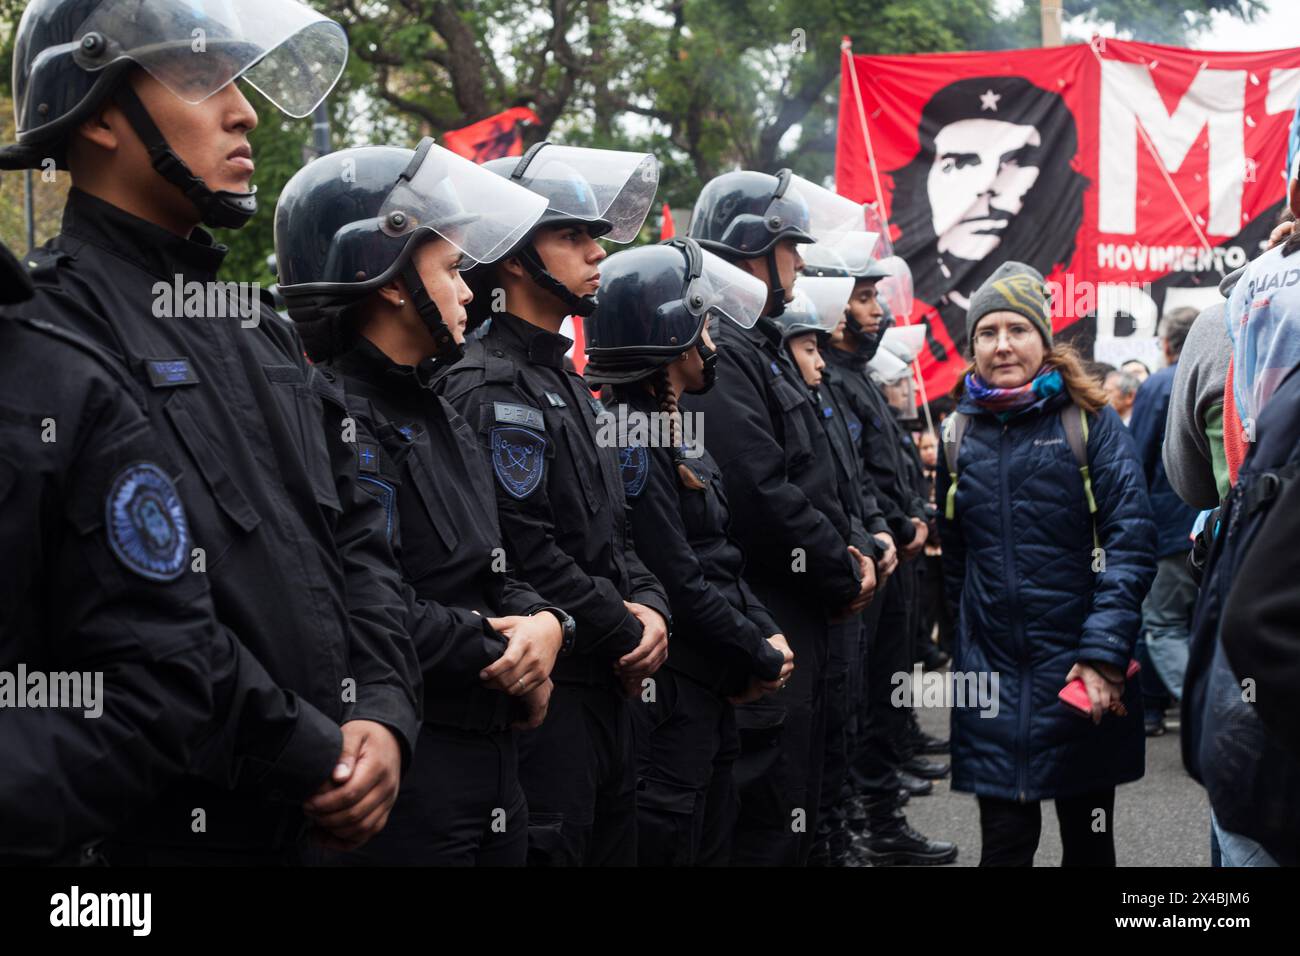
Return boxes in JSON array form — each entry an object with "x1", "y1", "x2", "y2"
[
  {"x1": 941, "y1": 412, "x2": 969, "y2": 520},
  {"x1": 1060, "y1": 404, "x2": 1099, "y2": 550}
]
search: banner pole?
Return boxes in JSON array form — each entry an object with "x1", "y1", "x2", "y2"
[{"x1": 842, "y1": 38, "x2": 888, "y2": 226}]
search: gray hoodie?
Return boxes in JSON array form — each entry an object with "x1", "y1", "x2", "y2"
[{"x1": 1161, "y1": 268, "x2": 1240, "y2": 509}]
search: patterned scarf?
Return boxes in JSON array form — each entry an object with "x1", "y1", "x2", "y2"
[{"x1": 964, "y1": 366, "x2": 1063, "y2": 415}]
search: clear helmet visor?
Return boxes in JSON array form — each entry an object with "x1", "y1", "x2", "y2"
[
  {"x1": 784, "y1": 275, "x2": 855, "y2": 334},
  {"x1": 71, "y1": 0, "x2": 347, "y2": 118},
  {"x1": 880, "y1": 324, "x2": 927, "y2": 363},
  {"x1": 863, "y1": 204, "x2": 894, "y2": 259},
  {"x1": 516, "y1": 145, "x2": 658, "y2": 243},
  {"x1": 378, "y1": 142, "x2": 548, "y2": 265},
  {"x1": 685, "y1": 247, "x2": 768, "y2": 330},
  {"x1": 799, "y1": 231, "x2": 881, "y2": 276},
  {"x1": 767, "y1": 174, "x2": 866, "y2": 245},
  {"x1": 876, "y1": 255, "x2": 914, "y2": 318},
  {"x1": 869, "y1": 346, "x2": 910, "y2": 383}
]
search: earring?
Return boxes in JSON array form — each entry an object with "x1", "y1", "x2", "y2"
[{"x1": 398, "y1": 298, "x2": 406, "y2": 306}]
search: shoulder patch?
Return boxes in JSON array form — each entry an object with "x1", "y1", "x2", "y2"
[
  {"x1": 848, "y1": 419, "x2": 863, "y2": 444},
  {"x1": 106, "y1": 463, "x2": 190, "y2": 581},
  {"x1": 358, "y1": 475, "x2": 397, "y2": 543},
  {"x1": 491, "y1": 426, "x2": 548, "y2": 499},
  {"x1": 620, "y1": 445, "x2": 650, "y2": 498},
  {"x1": 494, "y1": 402, "x2": 545, "y2": 431}
]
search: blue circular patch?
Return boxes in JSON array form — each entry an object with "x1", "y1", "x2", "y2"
[{"x1": 106, "y1": 463, "x2": 189, "y2": 582}]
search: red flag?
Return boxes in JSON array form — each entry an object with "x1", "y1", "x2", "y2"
[
  {"x1": 837, "y1": 39, "x2": 1300, "y2": 397},
  {"x1": 660, "y1": 202, "x2": 675, "y2": 240},
  {"x1": 443, "y1": 107, "x2": 540, "y2": 163}
]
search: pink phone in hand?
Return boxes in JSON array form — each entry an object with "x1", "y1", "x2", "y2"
[{"x1": 1059, "y1": 659, "x2": 1140, "y2": 716}]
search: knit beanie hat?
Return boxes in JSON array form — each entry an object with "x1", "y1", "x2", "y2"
[{"x1": 965, "y1": 261, "x2": 1052, "y2": 347}]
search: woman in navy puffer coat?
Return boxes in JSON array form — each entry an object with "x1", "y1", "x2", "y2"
[{"x1": 936, "y1": 262, "x2": 1157, "y2": 866}]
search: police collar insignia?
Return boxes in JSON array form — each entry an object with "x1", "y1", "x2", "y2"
[
  {"x1": 620, "y1": 445, "x2": 650, "y2": 498},
  {"x1": 106, "y1": 463, "x2": 189, "y2": 581},
  {"x1": 491, "y1": 427, "x2": 548, "y2": 499},
  {"x1": 358, "y1": 442, "x2": 381, "y2": 474}
]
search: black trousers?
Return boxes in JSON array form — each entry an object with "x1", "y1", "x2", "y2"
[
  {"x1": 730, "y1": 578, "x2": 828, "y2": 867},
  {"x1": 921, "y1": 553, "x2": 953, "y2": 654},
  {"x1": 630, "y1": 668, "x2": 739, "y2": 866},
  {"x1": 850, "y1": 575, "x2": 909, "y2": 809},
  {"x1": 814, "y1": 616, "x2": 860, "y2": 862},
  {"x1": 977, "y1": 788, "x2": 1117, "y2": 866},
  {"x1": 517, "y1": 680, "x2": 637, "y2": 867},
  {"x1": 332, "y1": 723, "x2": 527, "y2": 866}
]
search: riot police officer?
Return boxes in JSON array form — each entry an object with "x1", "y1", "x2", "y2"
[
  {"x1": 583, "y1": 238, "x2": 794, "y2": 865},
  {"x1": 273, "y1": 141, "x2": 573, "y2": 865},
  {"x1": 436, "y1": 143, "x2": 670, "y2": 866},
  {"x1": 0, "y1": 0, "x2": 420, "y2": 864},
  {"x1": 677, "y1": 169, "x2": 876, "y2": 866},
  {"x1": 773, "y1": 279, "x2": 894, "y2": 865},
  {"x1": 0, "y1": 238, "x2": 223, "y2": 864},
  {"x1": 806, "y1": 242, "x2": 957, "y2": 865}
]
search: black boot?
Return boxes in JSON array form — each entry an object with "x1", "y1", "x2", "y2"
[
  {"x1": 896, "y1": 769, "x2": 933, "y2": 797},
  {"x1": 857, "y1": 805, "x2": 958, "y2": 867},
  {"x1": 901, "y1": 755, "x2": 950, "y2": 779}
]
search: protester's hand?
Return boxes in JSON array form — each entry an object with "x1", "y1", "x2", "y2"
[
  {"x1": 481, "y1": 613, "x2": 562, "y2": 695},
  {"x1": 873, "y1": 532, "x2": 898, "y2": 579},
  {"x1": 1066, "y1": 661, "x2": 1128, "y2": 725},
  {"x1": 1268, "y1": 219, "x2": 1295, "y2": 249},
  {"x1": 901, "y1": 518, "x2": 928, "y2": 561},
  {"x1": 615, "y1": 601, "x2": 668, "y2": 679},
  {"x1": 511, "y1": 678, "x2": 553, "y2": 731},
  {"x1": 304, "y1": 720, "x2": 402, "y2": 851},
  {"x1": 835, "y1": 546, "x2": 876, "y2": 619}
]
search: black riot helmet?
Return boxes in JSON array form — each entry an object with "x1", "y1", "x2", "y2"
[
  {"x1": 0, "y1": 0, "x2": 348, "y2": 230},
  {"x1": 687, "y1": 168, "x2": 866, "y2": 317},
  {"x1": 583, "y1": 238, "x2": 767, "y2": 388},
  {"x1": 769, "y1": 275, "x2": 855, "y2": 344},
  {"x1": 464, "y1": 142, "x2": 659, "y2": 326},
  {"x1": 274, "y1": 139, "x2": 547, "y2": 364}
]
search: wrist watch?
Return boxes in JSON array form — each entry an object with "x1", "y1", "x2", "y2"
[{"x1": 536, "y1": 607, "x2": 576, "y2": 657}]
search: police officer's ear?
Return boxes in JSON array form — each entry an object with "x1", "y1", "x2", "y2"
[
  {"x1": 376, "y1": 279, "x2": 408, "y2": 310},
  {"x1": 499, "y1": 255, "x2": 527, "y2": 280},
  {"x1": 71, "y1": 99, "x2": 126, "y2": 164}
]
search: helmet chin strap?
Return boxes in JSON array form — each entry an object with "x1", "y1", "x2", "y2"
[
  {"x1": 518, "y1": 242, "x2": 597, "y2": 317},
  {"x1": 113, "y1": 85, "x2": 257, "y2": 231},
  {"x1": 400, "y1": 262, "x2": 463, "y2": 364},
  {"x1": 765, "y1": 248, "x2": 787, "y2": 318}
]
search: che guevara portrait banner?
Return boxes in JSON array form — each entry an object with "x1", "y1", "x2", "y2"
[{"x1": 836, "y1": 39, "x2": 1300, "y2": 397}]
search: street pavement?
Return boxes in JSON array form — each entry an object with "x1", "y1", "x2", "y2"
[{"x1": 903, "y1": 696, "x2": 1211, "y2": 867}]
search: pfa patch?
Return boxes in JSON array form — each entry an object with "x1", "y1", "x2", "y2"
[
  {"x1": 106, "y1": 463, "x2": 189, "y2": 581},
  {"x1": 491, "y1": 427, "x2": 548, "y2": 500},
  {"x1": 848, "y1": 419, "x2": 862, "y2": 445},
  {"x1": 620, "y1": 445, "x2": 650, "y2": 499}
]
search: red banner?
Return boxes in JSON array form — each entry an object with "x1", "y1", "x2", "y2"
[
  {"x1": 443, "y1": 106, "x2": 540, "y2": 164},
  {"x1": 836, "y1": 39, "x2": 1300, "y2": 397}
]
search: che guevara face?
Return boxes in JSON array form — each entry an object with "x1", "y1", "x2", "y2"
[{"x1": 926, "y1": 118, "x2": 1043, "y2": 262}]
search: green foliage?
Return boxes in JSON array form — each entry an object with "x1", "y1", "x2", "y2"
[{"x1": 0, "y1": 0, "x2": 1267, "y2": 279}]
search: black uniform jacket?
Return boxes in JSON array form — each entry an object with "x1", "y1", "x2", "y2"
[
  {"x1": 436, "y1": 312, "x2": 669, "y2": 686},
  {"x1": 0, "y1": 247, "x2": 224, "y2": 862},
  {"x1": 328, "y1": 337, "x2": 554, "y2": 730},
  {"x1": 611, "y1": 388, "x2": 785, "y2": 697},
  {"x1": 823, "y1": 345, "x2": 928, "y2": 545},
  {"x1": 678, "y1": 316, "x2": 860, "y2": 610},
  {"x1": 6, "y1": 189, "x2": 421, "y2": 848}
]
